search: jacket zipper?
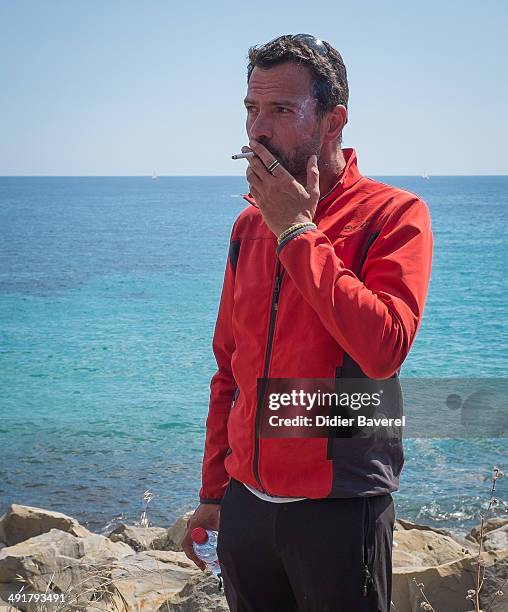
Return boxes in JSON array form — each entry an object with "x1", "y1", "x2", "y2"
[
  {"x1": 253, "y1": 259, "x2": 284, "y2": 494},
  {"x1": 362, "y1": 497, "x2": 373, "y2": 597}
]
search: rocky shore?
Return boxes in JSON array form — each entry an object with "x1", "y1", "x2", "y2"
[{"x1": 0, "y1": 504, "x2": 506, "y2": 611}]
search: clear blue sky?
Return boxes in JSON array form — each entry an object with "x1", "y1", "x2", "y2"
[{"x1": 1, "y1": 0, "x2": 507, "y2": 176}]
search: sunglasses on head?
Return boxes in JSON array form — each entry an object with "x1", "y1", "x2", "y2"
[{"x1": 290, "y1": 33, "x2": 328, "y2": 55}]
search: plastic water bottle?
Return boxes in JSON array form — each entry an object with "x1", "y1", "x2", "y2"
[{"x1": 191, "y1": 527, "x2": 222, "y2": 586}]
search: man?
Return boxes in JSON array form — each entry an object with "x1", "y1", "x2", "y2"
[{"x1": 182, "y1": 34, "x2": 433, "y2": 611}]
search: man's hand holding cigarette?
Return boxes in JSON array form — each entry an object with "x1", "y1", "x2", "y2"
[{"x1": 236, "y1": 139, "x2": 320, "y2": 238}]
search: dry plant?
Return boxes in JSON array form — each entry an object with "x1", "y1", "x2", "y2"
[
  {"x1": 135, "y1": 487, "x2": 171, "y2": 602},
  {"x1": 139, "y1": 488, "x2": 153, "y2": 529},
  {"x1": 12, "y1": 564, "x2": 126, "y2": 611},
  {"x1": 412, "y1": 465, "x2": 505, "y2": 612},
  {"x1": 412, "y1": 578, "x2": 436, "y2": 611},
  {"x1": 467, "y1": 467, "x2": 506, "y2": 612},
  {"x1": 9, "y1": 488, "x2": 175, "y2": 612}
]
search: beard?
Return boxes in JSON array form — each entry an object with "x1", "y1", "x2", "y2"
[{"x1": 257, "y1": 129, "x2": 321, "y2": 185}]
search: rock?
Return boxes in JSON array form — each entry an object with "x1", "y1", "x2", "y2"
[
  {"x1": 0, "y1": 593, "x2": 21, "y2": 611},
  {"x1": 0, "y1": 508, "x2": 205, "y2": 611},
  {"x1": 395, "y1": 517, "x2": 471, "y2": 549},
  {"x1": 0, "y1": 529, "x2": 84, "y2": 585},
  {"x1": 0, "y1": 528, "x2": 133, "y2": 581},
  {"x1": 467, "y1": 516, "x2": 508, "y2": 543},
  {"x1": 106, "y1": 511, "x2": 195, "y2": 555},
  {"x1": 0, "y1": 582, "x2": 60, "y2": 612},
  {"x1": 397, "y1": 517, "x2": 455, "y2": 536},
  {"x1": 393, "y1": 528, "x2": 468, "y2": 567},
  {"x1": 0, "y1": 528, "x2": 133, "y2": 610},
  {"x1": 392, "y1": 548, "x2": 508, "y2": 612},
  {"x1": 478, "y1": 545, "x2": 508, "y2": 612},
  {"x1": 0, "y1": 504, "x2": 92, "y2": 547},
  {"x1": 165, "y1": 572, "x2": 229, "y2": 611},
  {"x1": 107, "y1": 549, "x2": 199, "y2": 611},
  {"x1": 82, "y1": 602, "x2": 119, "y2": 611},
  {"x1": 107, "y1": 524, "x2": 170, "y2": 552},
  {"x1": 166, "y1": 512, "x2": 194, "y2": 551},
  {"x1": 393, "y1": 549, "x2": 427, "y2": 568},
  {"x1": 479, "y1": 524, "x2": 508, "y2": 552}
]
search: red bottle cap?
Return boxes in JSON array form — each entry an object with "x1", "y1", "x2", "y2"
[{"x1": 191, "y1": 527, "x2": 209, "y2": 544}]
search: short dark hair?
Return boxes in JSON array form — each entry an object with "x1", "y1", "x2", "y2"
[{"x1": 247, "y1": 34, "x2": 349, "y2": 120}]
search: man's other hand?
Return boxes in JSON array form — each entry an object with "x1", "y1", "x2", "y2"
[{"x1": 181, "y1": 503, "x2": 221, "y2": 571}]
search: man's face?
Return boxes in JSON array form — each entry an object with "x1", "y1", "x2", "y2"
[{"x1": 245, "y1": 62, "x2": 322, "y2": 182}]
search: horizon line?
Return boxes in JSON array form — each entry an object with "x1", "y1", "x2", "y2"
[{"x1": 1, "y1": 174, "x2": 508, "y2": 178}]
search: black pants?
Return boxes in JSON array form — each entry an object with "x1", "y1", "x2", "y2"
[{"x1": 217, "y1": 478, "x2": 395, "y2": 612}]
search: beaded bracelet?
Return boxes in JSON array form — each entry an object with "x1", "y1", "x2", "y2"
[
  {"x1": 277, "y1": 222, "x2": 317, "y2": 244},
  {"x1": 277, "y1": 222, "x2": 316, "y2": 244}
]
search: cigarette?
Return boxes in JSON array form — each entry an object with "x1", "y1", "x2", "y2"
[{"x1": 231, "y1": 152, "x2": 255, "y2": 160}]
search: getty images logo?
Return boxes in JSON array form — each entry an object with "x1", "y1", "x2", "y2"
[{"x1": 446, "y1": 389, "x2": 507, "y2": 437}]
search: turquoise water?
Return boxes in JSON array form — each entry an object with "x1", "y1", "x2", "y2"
[{"x1": 0, "y1": 176, "x2": 506, "y2": 535}]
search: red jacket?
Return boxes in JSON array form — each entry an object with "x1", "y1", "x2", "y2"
[{"x1": 199, "y1": 148, "x2": 433, "y2": 503}]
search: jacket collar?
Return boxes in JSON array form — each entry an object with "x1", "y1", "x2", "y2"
[{"x1": 242, "y1": 147, "x2": 362, "y2": 209}]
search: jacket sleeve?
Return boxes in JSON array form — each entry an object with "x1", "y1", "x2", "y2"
[
  {"x1": 277, "y1": 198, "x2": 433, "y2": 379},
  {"x1": 198, "y1": 227, "x2": 237, "y2": 504}
]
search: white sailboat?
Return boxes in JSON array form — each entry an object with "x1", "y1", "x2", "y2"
[
  {"x1": 421, "y1": 171, "x2": 430, "y2": 180},
  {"x1": 152, "y1": 170, "x2": 159, "y2": 180}
]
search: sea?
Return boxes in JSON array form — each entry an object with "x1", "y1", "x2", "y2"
[{"x1": 0, "y1": 175, "x2": 507, "y2": 536}]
